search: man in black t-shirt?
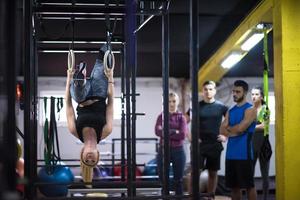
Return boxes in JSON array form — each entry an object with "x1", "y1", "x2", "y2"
[{"x1": 187, "y1": 80, "x2": 228, "y2": 196}]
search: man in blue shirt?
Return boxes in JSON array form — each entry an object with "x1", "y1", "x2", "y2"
[{"x1": 219, "y1": 80, "x2": 257, "y2": 200}]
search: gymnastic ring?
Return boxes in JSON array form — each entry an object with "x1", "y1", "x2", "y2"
[
  {"x1": 68, "y1": 49, "x2": 75, "y2": 70},
  {"x1": 103, "y1": 50, "x2": 115, "y2": 73}
]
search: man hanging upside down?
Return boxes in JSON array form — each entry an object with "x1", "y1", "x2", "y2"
[{"x1": 65, "y1": 45, "x2": 114, "y2": 186}]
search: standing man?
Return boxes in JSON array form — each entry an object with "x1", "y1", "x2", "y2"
[
  {"x1": 187, "y1": 80, "x2": 228, "y2": 197},
  {"x1": 219, "y1": 80, "x2": 257, "y2": 200}
]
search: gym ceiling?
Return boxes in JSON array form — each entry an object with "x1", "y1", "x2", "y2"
[{"x1": 29, "y1": 0, "x2": 273, "y2": 78}]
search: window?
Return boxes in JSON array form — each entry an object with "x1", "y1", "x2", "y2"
[{"x1": 114, "y1": 97, "x2": 122, "y2": 120}]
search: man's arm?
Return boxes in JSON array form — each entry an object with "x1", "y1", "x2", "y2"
[
  {"x1": 227, "y1": 107, "x2": 257, "y2": 136},
  {"x1": 219, "y1": 111, "x2": 230, "y2": 137},
  {"x1": 65, "y1": 69, "x2": 78, "y2": 138},
  {"x1": 101, "y1": 70, "x2": 114, "y2": 140}
]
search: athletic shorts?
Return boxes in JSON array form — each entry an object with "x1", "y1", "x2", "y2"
[
  {"x1": 225, "y1": 159, "x2": 255, "y2": 189},
  {"x1": 199, "y1": 142, "x2": 223, "y2": 171}
]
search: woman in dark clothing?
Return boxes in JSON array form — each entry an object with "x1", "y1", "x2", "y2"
[
  {"x1": 65, "y1": 47, "x2": 114, "y2": 185},
  {"x1": 251, "y1": 86, "x2": 270, "y2": 200}
]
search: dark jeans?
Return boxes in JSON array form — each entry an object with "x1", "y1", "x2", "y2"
[
  {"x1": 71, "y1": 59, "x2": 108, "y2": 103},
  {"x1": 157, "y1": 146, "x2": 186, "y2": 196}
]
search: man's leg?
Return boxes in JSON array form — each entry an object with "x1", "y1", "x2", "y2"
[
  {"x1": 231, "y1": 188, "x2": 242, "y2": 200},
  {"x1": 205, "y1": 146, "x2": 222, "y2": 197},
  {"x1": 207, "y1": 170, "x2": 217, "y2": 194},
  {"x1": 247, "y1": 187, "x2": 257, "y2": 200}
]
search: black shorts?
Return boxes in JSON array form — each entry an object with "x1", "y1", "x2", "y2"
[
  {"x1": 199, "y1": 142, "x2": 223, "y2": 171},
  {"x1": 225, "y1": 159, "x2": 255, "y2": 189}
]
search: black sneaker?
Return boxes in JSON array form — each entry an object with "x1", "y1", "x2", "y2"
[{"x1": 73, "y1": 62, "x2": 86, "y2": 86}]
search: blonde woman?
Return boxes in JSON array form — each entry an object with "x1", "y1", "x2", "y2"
[
  {"x1": 65, "y1": 46, "x2": 114, "y2": 186},
  {"x1": 155, "y1": 92, "x2": 188, "y2": 196}
]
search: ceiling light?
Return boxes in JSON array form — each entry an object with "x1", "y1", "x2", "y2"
[
  {"x1": 241, "y1": 33, "x2": 264, "y2": 51},
  {"x1": 221, "y1": 52, "x2": 244, "y2": 69},
  {"x1": 256, "y1": 23, "x2": 264, "y2": 29}
]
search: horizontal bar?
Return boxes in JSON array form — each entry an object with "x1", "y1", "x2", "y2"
[
  {"x1": 130, "y1": 112, "x2": 146, "y2": 116},
  {"x1": 39, "y1": 3, "x2": 125, "y2": 7},
  {"x1": 38, "y1": 50, "x2": 121, "y2": 54},
  {"x1": 36, "y1": 158, "x2": 119, "y2": 162},
  {"x1": 35, "y1": 180, "x2": 162, "y2": 188},
  {"x1": 35, "y1": 5, "x2": 163, "y2": 16},
  {"x1": 112, "y1": 137, "x2": 158, "y2": 141},
  {"x1": 34, "y1": 193, "x2": 213, "y2": 200},
  {"x1": 36, "y1": 163, "x2": 152, "y2": 168},
  {"x1": 36, "y1": 195, "x2": 191, "y2": 200},
  {"x1": 37, "y1": 36, "x2": 124, "y2": 42},
  {"x1": 37, "y1": 159, "x2": 116, "y2": 162},
  {"x1": 36, "y1": 0, "x2": 125, "y2": 6},
  {"x1": 68, "y1": 187, "x2": 160, "y2": 194},
  {"x1": 38, "y1": 15, "x2": 123, "y2": 20},
  {"x1": 40, "y1": 17, "x2": 119, "y2": 20},
  {"x1": 123, "y1": 93, "x2": 141, "y2": 96},
  {"x1": 36, "y1": 96, "x2": 122, "y2": 100},
  {"x1": 37, "y1": 11, "x2": 163, "y2": 16},
  {"x1": 34, "y1": 5, "x2": 125, "y2": 15},
  {"x1": 139, "y1": 0, "x2": 167, "y2": 2},
  {"x1": 38, "y1": 40, "x2": 123, "y2": 44}
]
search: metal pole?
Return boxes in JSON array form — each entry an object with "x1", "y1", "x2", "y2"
[
  {"x1": 1, "y1": 0, "x2": 17, "y2": 193},
  {"x1": 0, "y1": 0, "x2": 7, "y2": 193},
  {"x1": 162, "y1": 1, "x2": 170, "y2": 197},
  {"x1": 112, "y1": 139, "x2": 115, "y2": 176},
  {"x1": 24, "y1": 0, "x2": 38, "y2": 199},
  {"x1": 125, "y1": 0, "x2": 136, "y2": 197},
  {"x1": 121, "y1": 45, "x2": 126, "y2": 183},
  {"x1": 131, "y1": 11, "x2": 138, "y2": 199},
  {"x1": 189, "y1": 0, "x2": 200, "y2": 199}
]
